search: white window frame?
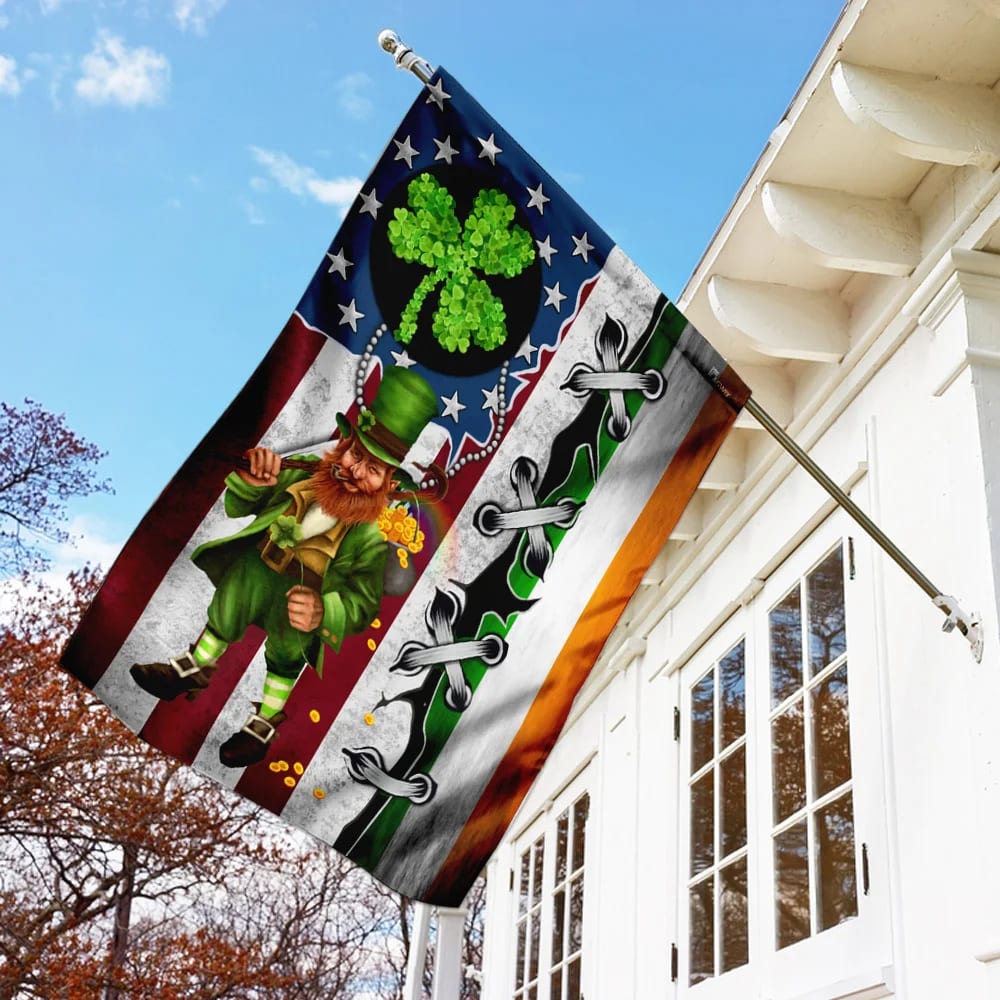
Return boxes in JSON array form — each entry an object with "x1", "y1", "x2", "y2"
[
  {"x1": 509, "y1": 768, "x2": 592, "y2": 1000},
  {"x1": 676, "y1": 518, "x2": 892, "y2": 999},
  {"x1": 676, "y1": 612, "x2": 756, "y2": 1000}
]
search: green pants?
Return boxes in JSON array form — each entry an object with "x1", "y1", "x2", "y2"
[{"x1": 206, "y1": 546, "x2": 317, "y2": 680}]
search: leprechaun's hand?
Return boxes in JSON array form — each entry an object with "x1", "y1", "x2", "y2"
[
  {"x1": 286, "y1": 586, "x2": 323, "y2": 632},
  {"x1": 238, "y1": 447, "x2": 281, "y2": 486}
]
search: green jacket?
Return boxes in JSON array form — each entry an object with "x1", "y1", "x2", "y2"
[{"x1": 192, "y1": 459, "x2": 387, "y2": 677}]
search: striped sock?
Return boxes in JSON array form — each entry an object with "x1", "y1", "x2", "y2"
[
  {"x1": 260, "y1": 672, "x2": 296, "y2": 719},
  {"x1": 192, "y1": 629, "x2": 227, "y2": 666}
]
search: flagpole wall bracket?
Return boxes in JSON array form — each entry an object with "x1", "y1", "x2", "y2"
[
  {"x1": 933, "y1": 595, "x2": 984, "y2": 662},
  {"x1": 378, "y1": 30, "x2": 433, "y2": 85}
]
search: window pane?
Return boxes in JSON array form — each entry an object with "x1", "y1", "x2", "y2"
[
  {"x1": 770, "y1": 586, "x2": 803, "y2": 707},
  {"x1": 690, "y1": 771, "x2": 715, "y2": 876},
  {"x1": 551, "y1": 888, "x2": 565, "y2": 965},
  {"x1": 571, "y1": 794, "x2": 589, "y2": 873},
  {"x1": 808, "y1": 547, "x2": 846, "y2": 673},
  {"x1": 812, "y1": 662, "x2": 852, "y2": 798},
  {"x1": 720, "y1": 746, "x2": 747, "y2": 858},
  {"x1": 816, "y1": 793, "x2": 858, "y2": 932},
  {"x1": 531, "y1": 838, "x2": 544, "y2": 908},
  {"x1": 567, "y1": 957, "x2": 581, "y2": 1000},
  {"x1": 518, "y1": 852, "x2": 530, "y2": 917},
  {"x1": 550, "y1": 968, "x2": 562, "y2": 1000},
  {"x1": 555, "y1": 811, "x2": 569, "y2": 884},
  {"x1": 775, "y1": 820, "x2": 810, "y2": 950},
  {"x1": 720, "y1": 641, "x2": 746, "y2": 749},
  {"x1": 720, "y1": 857, "x2": 749, "y2": 974},
  {"x1": 772, "y1": 701, "x2": 806, "y2": 823},
  {"x1": 515, "y1": 920, "x2": 526, "y2": 988},
  {"x1": 691, "y1": 671, "x2": 715, "y2": 772},
  {"x1": 529, "y1": 911, "x2": 540, "y2": 982},
  {"x1": 569, "y1": 874, "x2": 584, "y2": 952},
  {"x1": 689, "y1": 876, "x2": 714, "y2": 985}
]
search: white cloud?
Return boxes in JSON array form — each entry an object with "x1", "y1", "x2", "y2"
[
  {"x1": 54, "y1": 515, "x2": 123, "y2": 573},
  {"x1": 0, "y1": 54, "x2": 20, "y2": 96},
  {"x1": 39, "y1": 0, "x2": 67, "y2": 13},
  {"x1": 28, "y1": 51, "x2": 71, "y2": 108},
  {"x1": 0, "y1": 515, "x2": 123, "y2": 622},
  {"x1": 241, "y1": 198, "x2": 265, "y2": 226},
  {"x1": 335, "y1": 71, "x2": 373, "y2": 120},
  {"x1": 249, "y1": 146, "x2": 362, "y2": 215},
  {"x1": 75, "y1": 31, "x2": 170, "y2": 108},
  {"x1": 173, "y1": 0, "x2": 227, "y2": 34}
]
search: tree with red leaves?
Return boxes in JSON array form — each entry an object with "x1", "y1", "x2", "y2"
[
  {"x1": 0, "y1": 399, "x2": 112, "y2": 574},
  {"x1": 0, "y1": 401, "x2": 484, "y2": 999}
]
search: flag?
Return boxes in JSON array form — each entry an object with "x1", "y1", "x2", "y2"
[{"x1": 62, "y1": 68, "x2": 749, "y2": 905}]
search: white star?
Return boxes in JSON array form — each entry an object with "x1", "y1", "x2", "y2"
[
  {"x1": 535, "y1": 235, "x2": 558, "y2": 266},
  {"x1": 390, "y1": 348, "x2": 417, "y2": 369},
  {"x1": 526, "y1": 183, "x2": 550, "y2": 215},
  {"x1": 572, "y1": 232, "x2": 595, "y2": 263},
  {"x1": 425, "y1": 78, "x2": 451, "y2": 110},
  {"x1": 515, "y1": 337, "x2": 537, "y2": 364},
  {"x1": 338, "y1": 299, "x2": 365, "y2": 333},
  {"x1": 325, "y1": 248, "x2": 353, "y2": 279},
  {"x1": 434, "y1": 135, "x2": 459, "y2": 164},
  {"x1": 393, "y1": 135, "x2": 419, "y2": 169},
  {"x1": 543, "y1": 282, "x2": 567, "y2": 312},
  {"x1": 440, "y1": 390, "x2": 466, "y2": 423},
  {"x1": 477, "y1": 133, "x2": 502, "y2": 165},
  {"x1": 359, "y1": 188, "x2": 382, "y2": 218},
  {"x1": 481, "y1": 384, "x2": 501, "y2": 413}
]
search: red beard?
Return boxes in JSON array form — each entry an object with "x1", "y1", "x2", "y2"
[{"x1": 308, "y1": 442, "x2": 394, "y2": 525}]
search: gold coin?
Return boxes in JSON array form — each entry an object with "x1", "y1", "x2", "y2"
[
  {"x1": 293, "y1": 762, "x2": 304, "y2": 776},
  {"x1": 308, "y1": 709, "x2": 321, "y2": 723},
  {"x1": 364, "y1": 712, "x2": 375, "y2": 726},
  {"x1": 313, "y1": 788, "x2": 326, "y2": 800},
  {"x1": 372, "y1": 617, "x2": 382, "y2": 629},
  {"x1": 283, "y1": 776, "x2": 296, "y2": 788},
  {"x1": 367, "y1": 638, "x2": 377, "y2": 651},
  {"x1": 269, "y1": 762, "x2": 282, "y2": 773}
]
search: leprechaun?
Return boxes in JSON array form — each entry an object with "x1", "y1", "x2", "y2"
[{"x1": 130, "y1": 366, "x2": 440, "y2": 768}]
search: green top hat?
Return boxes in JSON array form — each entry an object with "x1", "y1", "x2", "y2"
[{"x1": 335, "y1": 367, "x2": 440, "y2": 487}]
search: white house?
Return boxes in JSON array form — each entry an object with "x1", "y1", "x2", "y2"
[{"x1": 476, "y1": 1, "x2": 1000, "y2": 997}]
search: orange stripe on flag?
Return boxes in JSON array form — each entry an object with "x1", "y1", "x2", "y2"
[{"x1": 425, "y1": 385, "x2": 739, "y2": 905}]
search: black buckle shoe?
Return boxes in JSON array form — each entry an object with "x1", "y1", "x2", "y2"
[
  {"x1": 130, "y1": 651, "x2": 217, "y2": 701},
  {"x1": 219, "y1": 704, "x2": 287, "y2": 768}
]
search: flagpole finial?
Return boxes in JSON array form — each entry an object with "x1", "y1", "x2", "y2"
[{"x1": 377, "y1": 29, "x2": 434, "y2": 85}]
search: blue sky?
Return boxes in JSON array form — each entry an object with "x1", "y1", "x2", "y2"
[{"x1": 0, "y1": 0, "x2": 845, "y2": 572}]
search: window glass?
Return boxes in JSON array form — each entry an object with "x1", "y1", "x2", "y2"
[
  {"x1": 544, "y1": 791, "x2": 590, "y2": 1000},
  {"x1": 513, "y1": 835, "x2": 544, "y2": 1000},
  {"x1": 687, "y1": 640, "x2": 749, "y2": 985},
  {"x1": 769, "y1": 543, "x2": 857, "y2": 950}
]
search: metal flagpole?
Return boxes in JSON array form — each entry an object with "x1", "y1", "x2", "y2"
[
  {"x1": 746, "y1": 396, "x2": 983, "y2": 661},
  {"x1": 374, "y1": 28, "x2": 984, "y2": 664}
]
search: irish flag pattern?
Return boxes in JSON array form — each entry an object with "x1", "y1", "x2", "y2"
[{"x1": 62, "y1": 69, "x2": 748, "y2": 905}]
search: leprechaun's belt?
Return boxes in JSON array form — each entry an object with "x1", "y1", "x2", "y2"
[{"x1": 257, "y1": 536, "x2": 323, "y2": 592}]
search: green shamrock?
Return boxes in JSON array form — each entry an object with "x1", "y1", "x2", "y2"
[
  {"x1": 357, "y1": 409, "x2": 376, "y2": 432},
  {"x1": 387, "y1": 174, "x2": 536, "y2": 354},
  {"x1": 269, "y1": 515, "x2": 303, "y2": 551}
]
